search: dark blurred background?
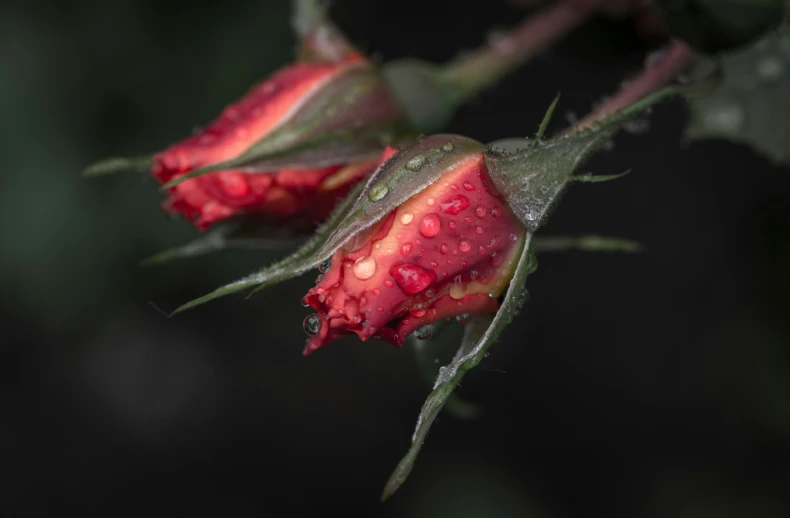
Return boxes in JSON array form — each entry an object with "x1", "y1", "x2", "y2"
[{"x1": 3, "y1": 0, "x2": 789, "y2": 516}]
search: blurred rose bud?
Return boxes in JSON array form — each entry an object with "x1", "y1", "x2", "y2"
[
  {"x1": 84, "y1": 22, "x2": 410, "y2": 230},
  {"x1": 300, "y1": 139, "x2": 527, "y2": 355}
]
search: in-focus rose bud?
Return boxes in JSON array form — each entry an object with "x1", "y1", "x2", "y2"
[
  {"x1": 83, "y1": 21, "x2": 410, "y2": 231},
  {"x1": 300, "y1": 141, "x2": 527, "y2": 355}
]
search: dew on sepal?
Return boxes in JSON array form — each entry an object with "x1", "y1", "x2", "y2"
[
  {"x1": 405, "y1": 154, "x2": 426, "y2": 171},
  {"x1": 318, "y1": 258, "x2": 332, "y2": 273},
  {"x1": 368, "y1": 182, "x2": 389, "y2": 201},
  {"x1": 413, "y1": 324, "x2": 433, "y2": 340}
]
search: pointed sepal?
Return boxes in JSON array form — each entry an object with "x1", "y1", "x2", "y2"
[
  {"x1": 381, "y1": 233, "x2": 537, "y2": 500},
  {"x1": 81, "y1": 155, "x2": 153, "y2": 178},
  {"x1": 484, "y1": 78, "x2": 719, "y2": 231},
  {"x1": 534, "y1": 234, "x2": 643, "y2": 253}
]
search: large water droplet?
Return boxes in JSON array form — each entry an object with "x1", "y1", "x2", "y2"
[
  {"x1": 414, "y1": 324, "x2": 433, "y2": 340},
  {"x1": 400, "y1": 213, "x2": 414, "y2": 225},
  {"x1": 405, "y1": 154, "x2": 426, "y2": 171},
  {"x1": 303, "y1": 314, "x2": 321, "y2": 336},
  {"x1": 353, "y1": 256, "x2": 377, "y2": 280},
  {"x1": 368, "y1": 183, "x2": 389, "y2": 201},
  {"x1": 400, "y1": 242, "x2": 413, "y2": 256},
  {"x1": 318, "y1": 258, "x2": 332, "y2": 273},
  {"x1": 419, "y1": 214, "x2": 441, "y2": 237},
  {"x1": 389, "y1": 262, "x2": 438, "y2": 295},
  {"x1": 439, "y1": 194, "x2": 470, "y2": 215}
]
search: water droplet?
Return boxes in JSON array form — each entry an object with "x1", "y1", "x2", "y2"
[
  {"x1": 440, "y1": 243, "x2": 449, "y2": 255},
  {"x1": 491, "y1": 207, "x2": 501, "y2": 219},
  {"x1": 368, "y1": 182, "x2": 389, "y2": 201},
  {"x1": 475, "y1": 226, "x2": 483, "y2": 234},
  {"x1": 464, "y1": 216, "x2": 472, "y2": 223},
  {"x1": 377, "y1": 306, "x2": 385, "y2": 312},
  {"x1": 318, "y1": 258, "x2": 332, "y2": 273},
  {"x1": 315, "y1": 274, "x2": 324, "y2": 284},
  {"x1": 303, "y1": 314, "x2": 321, "y2": 336},
  {"x1": 400, "y1": 242, "x2": 413, "y2": 256},
  {"x1": 450, "y1": 284, "x2": 465, "y2": 300},
  {"x1": 419, "y1": 214, "x2": 441, "y2": 237},
  {"x1": 430, "y1": 260, "x2": 439, "y2": 268},
  {"x1": 756, "y1": 56, "x2": 785, "y2": 82},
  {"x1": 458, "y1": 240, "x2": 471, "y2": 253},
  {"x1": 301, "y1": 297, "x2": 310, "y2": 308},
  {"x1": 427, "y1": 198, "x2": 435, "y2": 206},
  {"x1": 353, "y1": 256, "x2": 376, "y2": 280},
  {"x1": 510, "y1": 233, "x2": 519, "y2": 241},
  {"x1": 474, "y1": 205, "x2": 487, "y2": 218},
  {"x1": 411, "y1": 309, "x2": 427, "y2": 317},
  {"x1": 478, "y1": 244, "x2": 486, "y2": 254},
  {"x1": 400, "y1": 213, "x2": 414, "y2": 225},
  {"x1": 463, "y1": 181, "x2": 475, "y2": 191},
  {"x1": 448, "y1": 221, "x2": 457, "y2": 229},
  {"x1": 414, "y1": 324, "x2": 433, "y2": 340},
  {"x1": 389, "y1": 262, "x2": 437, "y2": 295},
  {"x1": 405, "y1": 154, "x2": 426, "y2": 171},
  {"x1": 440, "y1": 142, "x2": 454, "y2": 152},
  {"x1": 384, "y1": 280, "x2": 393, "y2": 287}
]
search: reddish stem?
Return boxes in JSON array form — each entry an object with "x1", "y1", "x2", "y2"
[
  {"x1": 572, "y1": 39, "x2": 694, "y2": 132},
  {"x1": 440, "y1": 0, "x2": 603, "y2": 104}
]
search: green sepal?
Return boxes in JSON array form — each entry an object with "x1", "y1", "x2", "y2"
[
  {"x1": 571, "y1": 169, "x2": 632, "y2": 183},
  {"x1": 81, "y1": 155, "x2": 153, "y2": 178},
  {"x1": 139, "y1": 221, "x2": 305, "y2": 266},
  {"x1": 534, "y1": 234, "x2": 643, "y2": 253},
  {"x1": 381, "y1": 233, "x2": 537, "y2": 501},
  {"x1": 484, "y1": 76, "x2": 721, "y2": 231}
]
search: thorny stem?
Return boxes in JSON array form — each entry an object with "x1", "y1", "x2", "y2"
[
  {"x1": 571, "y1": 39, "x2": 695, "y2": 132},
  {"x1": 439, "y1": 0, "x2": 602, "y2": 105}
]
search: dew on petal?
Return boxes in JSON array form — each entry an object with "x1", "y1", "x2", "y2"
[
  {"x1": 430, "y1": 260, "x2": 439, "y2": 268},
  {"x1": 491, "y1": 207, "x2": 501, "y2": 219},
  {"x1": 384, "y1": 280, "x2": 393, "y2": 287},
  {"x1": 419, "y1": 213, "x2": 441, "y2": 238},
  {"x1": 475, "y1": 226, "x2": 483, "y2": 234},
  {"x1": 400, "y1": 213, "x2": 414, "y2": 225},
  {"x1": 353, "y1": 256, "x2": 376, "y2": 280},
  {"x1": 389, "y1": 262, "x2": 438, "y2": 295},
  {"x1": 440, "y1": 243, "x2": 449, "y2": 255},
  {"x1": 450, "y1": 284, "x2": 466, "y2": 300},
  {"x1": 448, "y1": 221, "x2": 457, "y2": 229},
  {"x1": 439, "y1": 194, "x2": 470, "y2": 215},
  {"x1": 474, "y1": 205, "x2": 487, "y2": 218},
  {"x1": 458, "y1": 240, "x2": 471, "y2": 253},
  {"x1": 400, "y1": 242, "x2": 413, "y2": 256},
  {"x1": 463, "y1": 181, "x2": 475, "y2": 191},
  {"x1": 427, "y1": 198, "x2": 435, "y2": 206},
  {"x1": 303, "y1": 314, "x2": 321, "y2": 336},
  {"x1": 478, "y1": 244, "x2": 486, "y2": 254}
]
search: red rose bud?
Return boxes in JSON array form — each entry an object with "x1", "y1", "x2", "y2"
[
  {"x1": 84, "y1": 21, "x2": 410, "y2": 231},
  {"x1": 300, "y1": 141, "x2": 527, "y2": 355}
]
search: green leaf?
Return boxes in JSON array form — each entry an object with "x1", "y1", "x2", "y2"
[
  {"x1": 686, "y1": 27, "x2": 790, "y2": 165},
  {"x1": 381, "y1": 233, "x2": 536, "y2": 501}
]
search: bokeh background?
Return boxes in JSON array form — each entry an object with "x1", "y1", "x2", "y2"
[{"x1": 4, "y1": 0, "x2": 789, "y2": 516}]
